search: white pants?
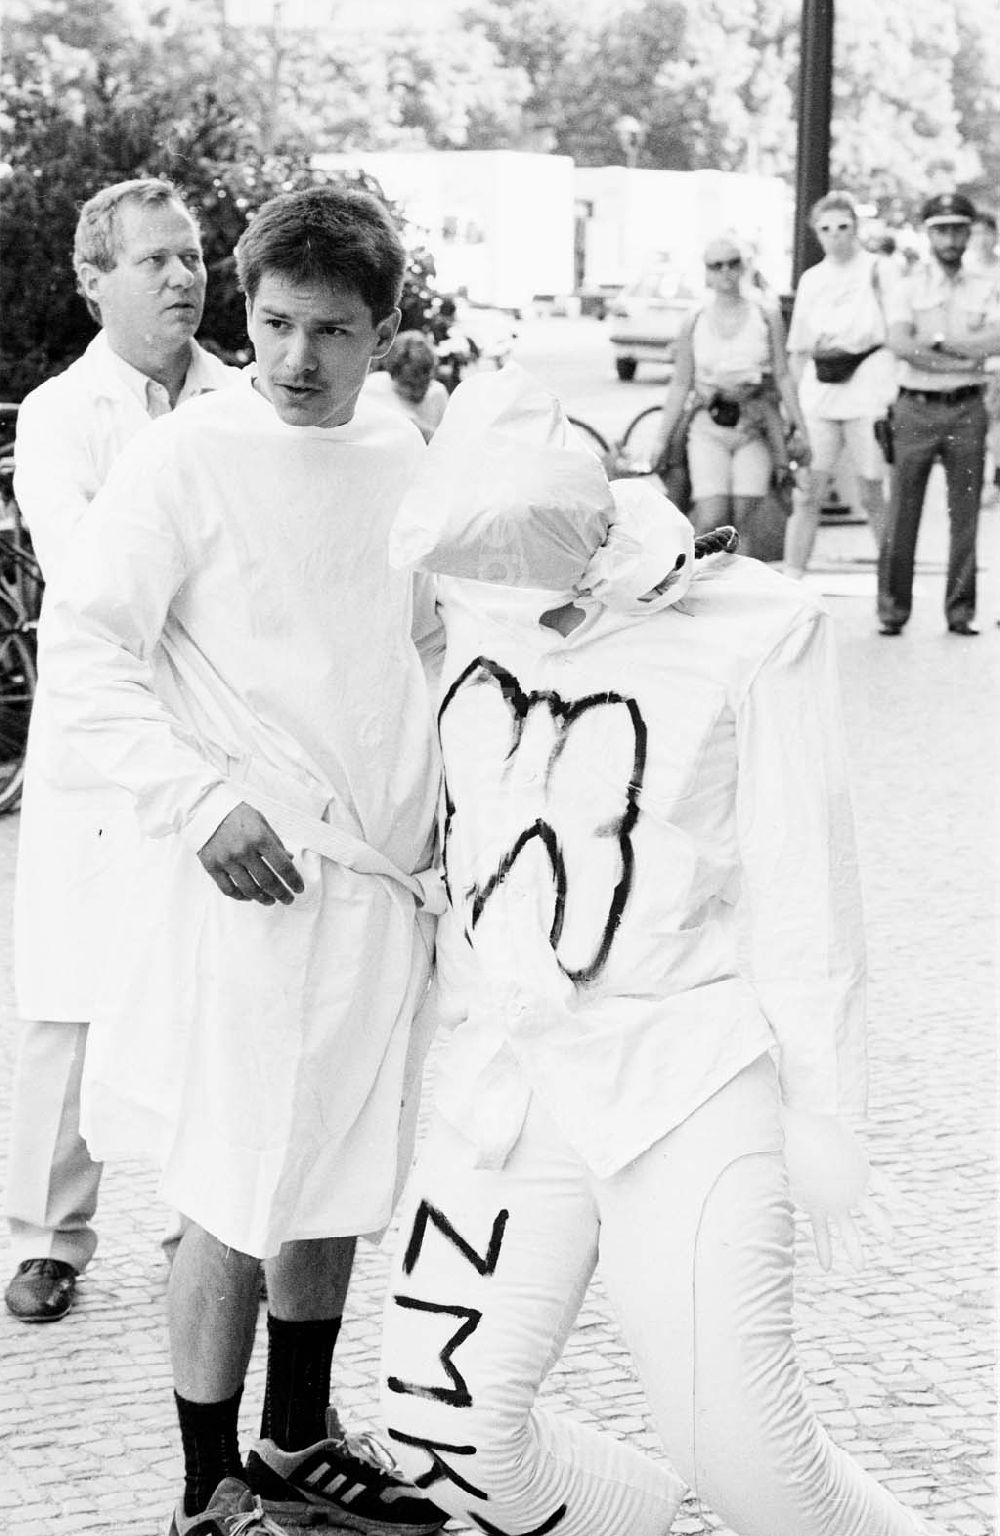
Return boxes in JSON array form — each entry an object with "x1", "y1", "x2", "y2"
[
  {"x1": 380, "y1": 1055, "x2": 926, "y2": 1536},
  {"x1": 4, "y1": 1018, "x2": 183, "y2": 1272},
  {"x1": 4, "y1": 1020, "x2": 102, "y2": 1271}
]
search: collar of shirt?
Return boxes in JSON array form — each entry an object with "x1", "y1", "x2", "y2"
[{"x1": 97, "y1": 335, "x2": 219, "y2": 418}]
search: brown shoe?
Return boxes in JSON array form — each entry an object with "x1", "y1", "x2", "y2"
[{"x1": 5, "y1": 1258, "x2": 78, "y2": 1322}]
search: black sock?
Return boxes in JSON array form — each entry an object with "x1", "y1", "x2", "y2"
[
  {"x1": 175, "y1": 1387, "x2": 244, "y2": 1517},
  {"x1": 260, "y1": 1313, "x2": 342, "y2": 1451}
]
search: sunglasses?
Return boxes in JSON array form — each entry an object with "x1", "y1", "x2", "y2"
[
  {"x1": 817, "y1": 223, "x2": 853, "y2": 233},
  {"x1": 706, "y1": 257, "x2": 742, "y2": 271}
]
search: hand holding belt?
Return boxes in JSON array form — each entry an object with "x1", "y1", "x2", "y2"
[{"x1": 230, "y1": 780, "x2": 446, "y2": 915}]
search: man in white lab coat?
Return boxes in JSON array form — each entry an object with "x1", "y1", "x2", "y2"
[
  {"x1": 6, "y1": 178, "x2": 238, "y2": 1326},
  {"x1": 40, "y1": 186, "x2": 447, "y2": 1536}
]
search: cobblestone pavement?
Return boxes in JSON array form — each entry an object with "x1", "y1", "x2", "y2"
[{"x1": 0, "y1": 491, "x2": 996, "y2": 1536}]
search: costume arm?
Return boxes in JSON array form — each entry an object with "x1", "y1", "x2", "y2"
[
  {"x1": 12, "y1": 384, "x2": 105, "y2": 584},
  {"x1": 412, "y1": 570, "x2": 446, "y2": 694},
  {"x1": 39, "y1": 427, "x2": 242, "y2": 850},
  {"x1": 735, "y1": 606, "x2": 868, "y2": 1119}
]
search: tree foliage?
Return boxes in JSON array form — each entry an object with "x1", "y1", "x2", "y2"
[
  {"x1": 0, "y1": 0, "x2": 438, "y2": 398},
  {"x1": 2, "y1": 0, "x2": 996, "y2": 396}
]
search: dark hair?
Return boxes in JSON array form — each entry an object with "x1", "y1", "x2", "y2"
[
  {"x1": 386, "y1": 330, "x2": 436, "y2": 378},
  {"x1": 234, "y1": 186, "x2": 406, "y2": 321}
]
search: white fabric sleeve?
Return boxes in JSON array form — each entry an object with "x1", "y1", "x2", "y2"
[
  {"x1": 735, "y1": 607, "x2": 868, "y2": 1119},
  {"x1": 411, "y1": 570, "x2": 446, "y2": 697},
  {"x1": 12, "y1": 386, "x2": 104, "y2": 584},
  {"x1": 39, "y1": 433, "x2": 242, "y2": 849}
]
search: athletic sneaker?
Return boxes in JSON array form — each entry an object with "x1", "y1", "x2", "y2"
[
  {"x1": 166, "y1": 1476, "x2": 292, "y2": 1534},
  {"x1": 245, "y1": 1408, "x2": 448, "y2": 1533}
]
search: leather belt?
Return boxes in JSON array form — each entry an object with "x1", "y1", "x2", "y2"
[{"x1": 898, "y1": 385, "x2": 984, "y2": 406}]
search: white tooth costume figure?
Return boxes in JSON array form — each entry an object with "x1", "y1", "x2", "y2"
[{"x1": 379, "y1": 365, "x2": 943, "y2": 1536}]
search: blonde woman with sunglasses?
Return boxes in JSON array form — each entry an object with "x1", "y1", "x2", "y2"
[
  {"x1": 783, "y1": 192, "x2": 898, "y2": 577},
  {"x1": 653, "y1": 236, "x2": 808, "y2": 560}
]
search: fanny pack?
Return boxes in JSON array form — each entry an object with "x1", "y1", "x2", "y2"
[
  {"x1": 706, "y1": 394, "x2": 742, "y2": 427},
  {"x1": 812, "y1": 345, "x2": 881, "y2": 384}
]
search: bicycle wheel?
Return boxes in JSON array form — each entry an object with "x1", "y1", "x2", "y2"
[
  {"x1": 0, "y1": 595, "x2": 36, "y2": 814},
  {"x1": 567, "y1": 416, "x2": 610, "y2": 461},
  {"x1": 616, "y1": 404, "x2": 665, "y2": 473}
]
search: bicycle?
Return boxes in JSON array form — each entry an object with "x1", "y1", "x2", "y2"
[
  {"x1": 566, "y1": 415, "x2": 611, "y2": 462},
  {"x1": 0, "y1": 437, "x2": 43, "y2": 814}
]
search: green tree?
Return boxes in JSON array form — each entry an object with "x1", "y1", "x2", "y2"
[
  {"x1": 0, "y1": 0, "x2": 439, "y2": 398},
  {"x1": 950, "y1": 0, "x2": 1000, "y2": 208}
]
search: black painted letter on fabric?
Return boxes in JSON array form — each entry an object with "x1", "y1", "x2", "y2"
[
  {"x1": 386, "y1": 1428, "x2": 487, "y2": 1501},
  {"x1": 402, "y1": 1200, "x2": 510, "y2": 1279},
  {"x1": 386, "y1": 1297, "x2": 482, "y2": 1407},
  {"x1": 470, "y1": 1505, "x2": 569, "y2": 1535}
]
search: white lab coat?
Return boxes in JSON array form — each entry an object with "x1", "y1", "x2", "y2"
[
  {"x1": 39, "y1": 374, "x2": 441, "y2": 1256},
  {"x1": 13, "y1": 333, "x2": 239, "y2": 1020}
]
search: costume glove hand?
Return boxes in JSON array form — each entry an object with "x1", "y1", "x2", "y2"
[{"x1": 780, "y1": 1107, "x2": 893, "y2": 1272}]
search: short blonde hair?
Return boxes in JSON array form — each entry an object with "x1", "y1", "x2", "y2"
[{"x1": 72, "y1": 179, "x2": 197, "y2": 321}]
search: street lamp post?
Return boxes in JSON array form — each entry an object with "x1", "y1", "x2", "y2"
[
  {"x1": 792, "y1": 0, "x2": 834, "y2": 286},
  {"x1": 614, "y1": 115, "x2": 646, "y2": 171}
]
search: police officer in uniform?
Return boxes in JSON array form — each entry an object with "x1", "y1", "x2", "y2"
[{"x1": 878, "y1": 192, "x2": 1000, "y2": 636}]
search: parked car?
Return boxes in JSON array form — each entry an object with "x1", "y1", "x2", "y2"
[{"x1": 606, "y1": 255, "x2": 701, "y2": 381}]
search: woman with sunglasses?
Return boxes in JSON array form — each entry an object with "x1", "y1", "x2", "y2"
[
  {"x1": 652, "y1": 235, "x2": 808, "y2": 559},
  {"x1": 783, "y1": 192, "x2": 898, "y2": 578}
]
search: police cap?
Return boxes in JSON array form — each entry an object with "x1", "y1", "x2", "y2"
[{"x1": 921, "y1": 192, "x2": 977, "y2": 227}]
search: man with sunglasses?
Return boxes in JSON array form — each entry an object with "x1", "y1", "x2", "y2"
[
  {"x1": 783, "y1": 192, "x2": 898, "y2": 581},
  {"x1": 877, "y1": 191, "x2": 1000, "y2": 636}
]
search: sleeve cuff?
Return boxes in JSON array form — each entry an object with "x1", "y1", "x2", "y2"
[{"x1": 180, "y1": 782, "x2": 246, "y2": 854}]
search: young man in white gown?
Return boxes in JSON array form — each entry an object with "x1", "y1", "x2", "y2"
[{"x1": 41, "y1": 185, "x2": 448, "y2": 1536}]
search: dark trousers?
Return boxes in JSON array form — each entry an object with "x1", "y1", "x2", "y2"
[{"x1": 877, "y1": 391, "x2": 986, "y2": 627}]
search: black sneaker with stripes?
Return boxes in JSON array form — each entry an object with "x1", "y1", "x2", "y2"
[{"x1": 244, "y1": 1409, "x2": 447, "y2": 1534}]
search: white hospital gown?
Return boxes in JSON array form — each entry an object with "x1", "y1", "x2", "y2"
[{"x1": 39, "y1": 372, "x2": 441, "y2": 1256}]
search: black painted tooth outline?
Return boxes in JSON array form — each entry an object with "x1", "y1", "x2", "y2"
[{"x1": 438, "y1": 656, "x2": 646, "y2": 983}]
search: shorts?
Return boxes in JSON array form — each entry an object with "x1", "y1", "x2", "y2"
[
  {"x1": 805, "y1": 415, "x2": 886, "y2": 480},
  {"x1": 686, "y1": 408, "x2": 772, "y2": 500}
]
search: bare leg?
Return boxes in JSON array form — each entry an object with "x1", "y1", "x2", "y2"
[
  {"x1": 783, "y1": 468, "x2": 830, "y2": 576},
  {"x1": 690, "y1": 494, "x2": 732, "y2": 537},
  {"x1": 732, "y1": 494, "x2": 776, "y2": 561},
  {"x1": 264, "y1": 1235, "x2": 356, "y2": 1320},
  {"x1": 169, "y1": 1220, "x2": 260, "y2": 1400}
]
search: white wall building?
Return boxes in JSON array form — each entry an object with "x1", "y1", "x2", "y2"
[
  {"x1": 313, "y1": 150, "x2": 577, "y2": 314},
  {"x1": 314, "y1": 150, "x2": 792, "y2": 311},
  {"x1": 574, "y1": 166, "x2": 793, "y2": 293}
]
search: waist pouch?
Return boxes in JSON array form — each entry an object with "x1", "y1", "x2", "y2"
[
  {"x1": 706, "y1": 395, "x2": 742, "y2": 427},
  {"x1": 813, "y1": 345, "x2": 881, "y2": 384}
]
